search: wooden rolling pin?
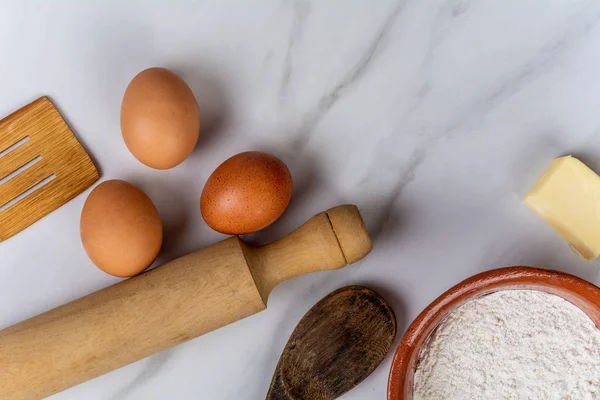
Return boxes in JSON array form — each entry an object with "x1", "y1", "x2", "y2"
[{"x1": 0, "y1": 205, "x2": 371, "y2": 400}]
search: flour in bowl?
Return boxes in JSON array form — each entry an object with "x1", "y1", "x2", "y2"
[{"x1": 413, "y1": 290, "x2": 600, "y2": 399}]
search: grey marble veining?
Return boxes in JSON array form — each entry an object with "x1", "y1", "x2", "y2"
[{"x1": 2, "y1": 1, "x2": 600, "y2": 399}]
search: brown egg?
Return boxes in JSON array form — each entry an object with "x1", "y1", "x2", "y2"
[
  {"x1": 80, "y1": 180, "x2": 163, "y2": 277},
  {"x1": 121, "y1": 67, "x2": 200, "y2": 169},
  {"x1": 201, "y1": 151, "x2": 293, "y2": 235}
]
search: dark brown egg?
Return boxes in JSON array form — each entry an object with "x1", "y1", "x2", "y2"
[{"x1": 201, "y1": 151, "x2": 293, "y2": 234}]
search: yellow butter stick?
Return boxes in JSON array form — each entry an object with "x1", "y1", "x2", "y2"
[{"x1": 524, "y1": 156, "x2": 600, "y2": 261}]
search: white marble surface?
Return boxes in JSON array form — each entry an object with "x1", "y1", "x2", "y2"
[{"x1": 2, "y1": 1, "x2": 600, "y2": 399}]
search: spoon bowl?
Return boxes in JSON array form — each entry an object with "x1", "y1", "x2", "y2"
[{"x1": 267, "y1": 285, "x2": 396, "y2": 400}]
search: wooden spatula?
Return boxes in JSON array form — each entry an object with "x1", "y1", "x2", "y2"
[
  {"x1": 0, "y1": 97, "x2": 99, "y2": 241},
  {"x1": 267, "y1": 286, "x2": 397, "y2": 400}
]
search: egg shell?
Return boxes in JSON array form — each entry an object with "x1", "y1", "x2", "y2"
[
  {"x1": 201, "y1": 151, "x2": 293, "y2": 235},
  {"x1": 80, "y1": 180, "x2": 163, "y2": 277},
  {"x1": 121, "y1": 67, "x2": 200, "y2": 169}
]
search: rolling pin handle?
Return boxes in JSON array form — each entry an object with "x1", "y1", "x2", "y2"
[
  {"x1": 325, "y1": 204, "x2": 373, "y2": 264},
  {"x1": 242, "y1": 204, "x2": 372, "y2": 302}
]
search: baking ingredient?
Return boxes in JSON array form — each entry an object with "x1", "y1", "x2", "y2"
[
  {"x1": 524, "y1": 155, "x2": 600, "y2": 261},
  {"x1": 121, "y1": 67, "x2": 200, "y2": 169},
  {"x1": 201, "y1": 151, "x2": 293, "y2": 234},
  {"x1": 80, "y1": 179, "x2": 163, "y2": 277},
  {"x1": 413, "y1": 290, "x2": 600, "y2": 399}
]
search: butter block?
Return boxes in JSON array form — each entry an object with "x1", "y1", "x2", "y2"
[{"x1": 524, "y1": 156, "x2": 600, "y2": 261}]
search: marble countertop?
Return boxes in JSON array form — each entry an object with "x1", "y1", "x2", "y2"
[{"x1": 2, "y1": 1, "x2": 600, "y2": 399}]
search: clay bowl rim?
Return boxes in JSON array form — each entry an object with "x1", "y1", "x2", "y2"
[{"x1": 387, "y1": 266, "x2": 600, "y2": 400}]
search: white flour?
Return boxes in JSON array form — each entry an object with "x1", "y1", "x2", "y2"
[{"x1": 413, "y1": 290, "x2": 600, "y2": 400}]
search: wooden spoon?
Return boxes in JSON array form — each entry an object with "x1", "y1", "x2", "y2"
[{"x1": 267, "y1": 286, "x2": 396, "y2": 400}]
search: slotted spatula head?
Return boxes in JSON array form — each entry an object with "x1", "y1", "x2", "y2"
[{"x1": 0, "y1": 97, "x2": 99, "y2": 242}]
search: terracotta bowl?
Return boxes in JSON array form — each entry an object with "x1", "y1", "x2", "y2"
[{"x1": 387, "y1": 266, "x2": 600, "y2": 400}]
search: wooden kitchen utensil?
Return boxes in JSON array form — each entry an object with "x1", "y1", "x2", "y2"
[
  {"x1": 267, "y1": 286, "x2": 396, "y2": 400},
  {"x1": 0, "y1": 204, "x2": 371, "y2": 400},
  {"x1": 0, "y1": 97, "x2": 99, "y2": 241}
]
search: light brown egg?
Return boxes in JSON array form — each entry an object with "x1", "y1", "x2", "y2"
[
  {"x1": 201, "y1": 151, "x2": 293, "y2": 235},
  {"x1": 80, "y1": 180, "x2": 163, "y2": 277},
  {"x1": 121, "y1": 67, "x2": 200, "y2": 169}
]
